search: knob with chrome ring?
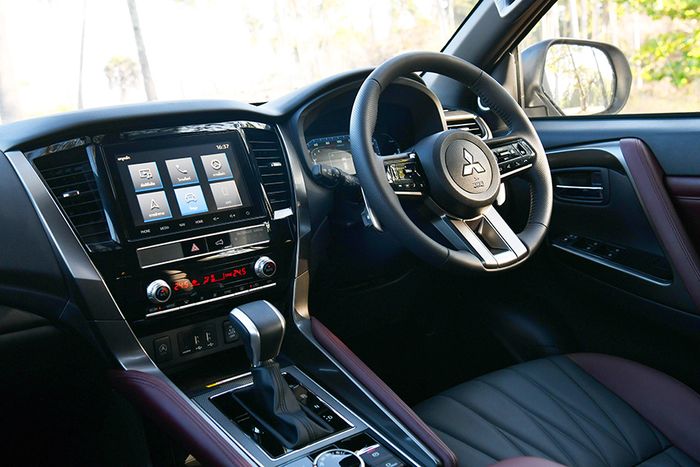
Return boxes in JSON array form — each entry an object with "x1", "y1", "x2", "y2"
[
  {"x1": 146, "y1": 279, "x2": 172, "y2": 304},
  {"x1": 313, "y1": 448, "x2": 364, "y2": 467}
]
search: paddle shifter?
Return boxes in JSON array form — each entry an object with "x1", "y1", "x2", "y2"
[{"x1": 228, "y1": 301, "x2": 332, "y2": 449}]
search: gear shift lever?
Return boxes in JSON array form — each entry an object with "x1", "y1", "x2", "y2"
[
  {"x1": 228, "y1": 301, "x2": 332, "y2": 449},
  {"x1": 229, "y1": 300, "x2": 286, "y2": 367}
]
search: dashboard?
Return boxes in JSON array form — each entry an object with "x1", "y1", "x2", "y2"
[{"x1": 0, "y1": 69, "x2": 488, "y2": 467}]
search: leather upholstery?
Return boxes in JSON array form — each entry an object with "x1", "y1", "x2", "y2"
[
  {"x1": 414, "y1": 355, "x2": 700, "y2": 467},
  {"x1": 620, "y1": 138, "x2": 700, "y2": 311}
]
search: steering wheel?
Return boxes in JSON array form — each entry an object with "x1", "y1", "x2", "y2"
[{"x1": 350, "y1": 52, "x2": 552, "y2": 272}]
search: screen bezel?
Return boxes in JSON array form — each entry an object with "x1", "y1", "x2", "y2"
[{"x1": 101, "y1": 131, "x2": 268, "y2": 243}]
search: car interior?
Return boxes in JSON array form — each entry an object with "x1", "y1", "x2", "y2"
[{"x1": 1, "y1": 0, "x2": 699, "y2": 466}]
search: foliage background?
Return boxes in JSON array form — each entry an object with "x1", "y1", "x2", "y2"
[{"x1": 521, "y1": 0, "x2": 700, "y2": 114}]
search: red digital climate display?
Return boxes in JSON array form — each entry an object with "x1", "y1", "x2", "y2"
[{"x1": 172, "y1": 266, "x2": 248, "y2": 292}]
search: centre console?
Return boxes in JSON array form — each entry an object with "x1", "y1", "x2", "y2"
[{"x1": 19, "y1": 119, "x2": 429, "y2": 467}]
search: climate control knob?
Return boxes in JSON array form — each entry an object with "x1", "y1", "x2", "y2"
[
  {"x1": 146, "y1": 279, "x2": 172, "y2": 304},
  {"x1": 254, "y1": 256, "x2": 277, "y2": 278}
]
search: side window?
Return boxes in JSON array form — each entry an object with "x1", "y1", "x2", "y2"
[{"x1": 518, "y1": 0, "x2": 699, "y2": 117}]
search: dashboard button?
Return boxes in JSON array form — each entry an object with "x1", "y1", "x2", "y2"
[
  {"x1": 223, "y1": 320, "x2": 238, "y2": 343},
  {"x1": 153, "y1": 336, "x2": 172, "y2": 363},
  {"x1": 207, "y1": 233, "x2": 232, "y2": 251},
  {"x1": 182, "y1": 238, "x2": 208, "y2": 257},
  {"x1": 165, "y1": 157, "x2": 199, "y2": 187},
  {"x1": 201, "y1": 153, "x2": 233, "y2": 181},
  {"x1": 128, "y1": 162, "x2": 163, "y2": 192},
  {"x1": 254, "y1": 256, "x2": 277, "y2": 278},
  {"x1": 136, "y1": 191, "x2": 173, "y2": 223},
  {"x1": 210, "y1": 180, "x2": 243, "y2": 210},
  {"x1": 174, "y1": 185, "x2": 209, "y2": 217},
  {"x1": 146, "y1": 279, "x2": 172, "y2": 304}
]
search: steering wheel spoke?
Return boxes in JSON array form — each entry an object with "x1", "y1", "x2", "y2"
[
  {"x1": 487, "y1": 137, "x2": 537, "y2": 179},
  {"x1": 429, "y1": 201, "x2": 527, "y2": 269},
  {"x1": 382, "y1": 151, "x2": 428, "y2": 196}
]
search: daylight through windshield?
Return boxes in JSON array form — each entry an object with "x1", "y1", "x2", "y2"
[{"x1": 0, "y1": 0, "x2": 478, "y2": 123}]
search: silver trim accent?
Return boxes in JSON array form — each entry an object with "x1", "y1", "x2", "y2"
[
  {"x1": 136, "y1": 223, "x2": 270, "y2": 269},
  {"x1": 314, "y1": 449, "x2": 365, "y2": 467},
  {"x1": 254, "y1": 256, "x2": 277, "y2": 278},
  {"x1": 273, "y1": 208, "x2": 294, "y2": 220},
  {"x1": 229, "y1": 308, "x2": 263, "y2": 366},
  {"x1": 500, "y1": 163, "x2": 533, "y2": 178},
  {"x1": 146, "y1": 279, "x2": 171, "y2": 304},
  {"x1": 443, "y1": 109, "x2": 492, "y2": 140},
  {"x1": 3, "y1": 149, "x2": 258, "y2": 464},
  {"x1": 555, "y1": 184, "x2": 603, "y2": 191},
  {"x1": 195, "y1": 366, "x2": 363, "y2": 464},
  {"x1": 145, "y1": 282, "x2": 277, "y2": 318},
  {"x1": 360, "y1": 188, "x2": 383, "y2": 231}
]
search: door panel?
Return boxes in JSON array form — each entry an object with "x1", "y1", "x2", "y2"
[{"x1": 533, "y1": 117, "x2": 700, "y2": 315}]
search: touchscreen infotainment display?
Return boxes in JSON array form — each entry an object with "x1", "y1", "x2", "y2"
[{"x1": 110, "y1": 138, "x2": 258, "y2": 236}]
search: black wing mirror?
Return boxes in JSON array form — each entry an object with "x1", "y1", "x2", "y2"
[{"x1": 521, "y1": 39, "x2": 632, "y2": 117}]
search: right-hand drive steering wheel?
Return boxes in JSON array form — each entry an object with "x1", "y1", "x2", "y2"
[{"x1": 350, "y1": 52, "x2": 553, "y2": 272}]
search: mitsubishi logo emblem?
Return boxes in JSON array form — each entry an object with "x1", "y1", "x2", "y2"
[{"x1": 462, "y1": 148, "x2": 486, "y2": 176}]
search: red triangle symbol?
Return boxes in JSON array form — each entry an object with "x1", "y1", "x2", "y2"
[{"x1": 191, "y1": 243, "x2": 200, "y2": 253}]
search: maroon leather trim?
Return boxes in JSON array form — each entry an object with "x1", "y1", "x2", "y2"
[
  {"x1": 490, "y1": 457, "x2": 565, "y2": 467},
  {"x1": 667, "y1": 176, "x2": 700, "y2": 198},
  {"x1": 666, "y1": 176, "x2": 700, "y2": 254},
  {"x1": 109, "y1": 370, "x2": 250, "y2": 467},
  {"x1": 620, "y1": 138, "x2": 700, "y2": 311},
  {"x1": 569, "y1": 353, "x2": 700, "y2": 462},
  {"x1": 310, "y1": 318, "x2": 458, "y2": 467}
]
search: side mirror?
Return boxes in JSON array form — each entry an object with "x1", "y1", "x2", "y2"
[{"x1": 521, "y1": 39, "x2": 632, "y2": 117}]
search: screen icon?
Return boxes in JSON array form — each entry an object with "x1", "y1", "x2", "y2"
[
  {"x1": 210, "y1": 180, "x2": 243, "y2": 210},
  {"x1": 174, "y1": 185, "x2": 208, "y2": 216},
  {"x1": 165, "y1": 157, "x2": 199, "y2": 187},
  {"x1": 201, "y1": 153, "x2": 233, "y2": 181},
  {"x1": 128, "y1": 162, "x2": 163, "y2": 192},
  {"x1": 136, "y1": 191, "x2": 172, "y2": 223}
]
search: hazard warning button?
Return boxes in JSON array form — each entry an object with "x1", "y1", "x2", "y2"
[{"x1": 182, "y1": 238, "x2": 208, "y2": 257}]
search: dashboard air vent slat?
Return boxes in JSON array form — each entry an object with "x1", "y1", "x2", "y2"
[
  {"x1": 34, "y1": 148, "x2": 112, "y2": 248},
  {"x1": 243, "y1": 128, "x2": 293, "y2": 213},
  {"x1": 444, "y1": 110, "x2": 486, "y2": 138}
]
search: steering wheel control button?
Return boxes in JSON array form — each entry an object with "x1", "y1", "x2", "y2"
[
  {"x1": 313, "y1": 449, "x2": 364, "y2": 467},
  {"x1": 153, "y1": 336, "x2": 172, "y2": 363},
  {"x1": 146, "y1": 279, "x2": 172, "y2": 304},
  {"x1": 254, "y1": 256, "x2": 277, "y2": 278},
  {"x1": 445, "y1": 140, "x2": 492, "y2": 194},
  {"x1": 494, "y1": 140, "x2": 536, "y2": 176}
]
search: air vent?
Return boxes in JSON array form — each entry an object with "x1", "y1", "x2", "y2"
[
  {"x1": 34, "y1": 148, "x2": 112, "y2": 248},
  {"x1": 444, "y1": 110, "x2": 487, "y2": 138},
  {"x1": 243, "y1": 128, "x2": 293, "y2": 213}
]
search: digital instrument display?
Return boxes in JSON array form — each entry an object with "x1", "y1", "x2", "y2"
[
  {"x1": 107, "y1": 135, "x2": 262, "y2": 239},
  {"x1": 307, "y1": 134, "x2": 400, "y2": 175}
]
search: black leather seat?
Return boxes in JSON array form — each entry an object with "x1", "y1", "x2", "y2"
[{"x1": 414, "y1": 354, "x2": 700, "y2": 467}]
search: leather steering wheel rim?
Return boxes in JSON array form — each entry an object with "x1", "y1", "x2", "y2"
[{"x1": 349, "y1": 51, "x2": 552, "y2": 272}]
